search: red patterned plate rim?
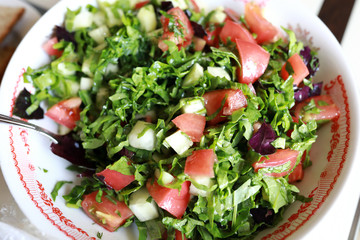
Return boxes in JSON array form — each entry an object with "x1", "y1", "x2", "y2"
[{"x1": 0, "y1": 0, "x2": 356, "y2": 239}]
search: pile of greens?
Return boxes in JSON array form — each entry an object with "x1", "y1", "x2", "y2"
[{"x1": 18, "y1": 0, "x2": 323, "y2": 239}]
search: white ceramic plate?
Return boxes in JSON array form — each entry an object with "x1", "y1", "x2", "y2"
[
  {"x1": 0, "y1": 0, "x2": 359, "y2": 239},
  {"x1": 0, "y1": 0, "x2": 41, "y2": 238}
]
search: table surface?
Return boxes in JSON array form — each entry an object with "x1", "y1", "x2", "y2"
[{"x1": 0, "y1": 0, "x2": 359, "y2": 239}]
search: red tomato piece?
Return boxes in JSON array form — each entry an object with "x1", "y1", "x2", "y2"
[
  {"x1": 244, "y1": 3, "x2": 279, "y2": 44},
  {"x1": 184, "y1": 149, "x2": 216, "y2": 178},
  {"x1": 146, "y1": 180, "x2": 191, "y2": 218},
  {"x1": 288, "y1": 162, "x2": 304, "y2": 183},
  {"x1": 253, "y1": 149, "x2": 299, "y2": 177},
  {"x1": 158, "y1": 7, "x2": 194, "y2": 52},
  {"x1": 203, "y1": 25, "x2": 222, "y2": 47},
  {"x1": 294, "y1": 95, "x2": 340, "y2": 122},
  {"x1": 81, "y1": 191, "x2": 133, "y2": 232},
  {"x1": 172, "y1": 113, "x2": 206, "y2": 142},
  {"x1": 134, "y1": 0, "x2": 150, "y2": 9},
  {"x1": 236, "y1": 39, "x2": 270, "y2": 84},
  {"x1": 203, "y1": 89, "x2": 247, "y2": 125},
  {"x1": 45, "y1": 97, "x2": 81, "y2": 129},
  {"x1": 175, "y1": 230, "x2": 188, "y2": 240},
  {"x1": 220, "y1": 20, "x2": 256, "y2": 44},
  {"x1": 280, "y1": 53, "x2": 309, "y2": 86},
  {"x1": 224, "y1": 8, "x2": 241, "y2": 22},
  {"x1": 248, "y1": 83, "x2": 256, "y2": 95},
  {"x1": 96, "y1": 168, "x2": 135, "y2": 191},
  {"x1": 42, "y1": 37, "x2": 63, "y2": 58}
]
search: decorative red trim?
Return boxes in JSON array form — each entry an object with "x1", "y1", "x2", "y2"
[
  {"x1": 262, "y1": 75, "x2": 351, "y2": 239},
  {"x1": 8, "y1": 69, "x2": 95, "y2": 239}
]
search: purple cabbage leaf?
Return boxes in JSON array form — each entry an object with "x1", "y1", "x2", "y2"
[{"x1": 249, "y1": 122, "x2": 278, "y2": 155}]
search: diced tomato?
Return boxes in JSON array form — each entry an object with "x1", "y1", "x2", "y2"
[
  {"x1": 146, "y1": 180, "x2": 191, "y2": 218},
  {"x1": 236, "y1": 39, "x2": 270, "y2": 84},
  {"x1": 42, "y1": 37, "x2": 63, "y2": 58},
  {"x1": 96, "y1": 168, "x2": 135, "y2": 191},
  {"x1": 244, "y1": 3, "x2": 279, "y2": 44},
  {"x1": 175, "y1": 230, "x2": 188, "y2": 240},
  {"x1": 172, "y1": 113, "x2": 206, "y2": 142},
  {"x1": 253, "y1": 149, "x2": 299, "y2": 177},
  {"x1": 45, "y1": 97, "x2": 81, "y2": 129},
  {"x1": 158, "y1": 7, "x2": 194, "y2": 52},
  {"x1": 184, "y1": 149, "x2": 216, "y2": 178},
  {"x1": 81, "y1": 191, "x2": 133, "y2": 232},
  {"x1": 224, "y1": 8, "x2": 241, "y2": 22},
  {"x1": 294, "y1": 95, "x2": 340, "y2": 122},
  {"x1": 288, "y1": 162, "x2": 304, "y2": 183},
  {"x1": 203, "y1": 25, "x2": 222, "y2": 47},
  {"x1": 203, "y1": 89, "x2": 247, "y2": 125},
  {"x1": 220, "y1": 20, "x2": 256, "y2": 44},
  {"x1": 134, "y1": 0, "x2": 150, "y2": 9},
  {"x1": 280, "y1": 53, "x2": 309, "y2": 86}
]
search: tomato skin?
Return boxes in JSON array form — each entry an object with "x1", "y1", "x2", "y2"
[
  {"x1": 236, "y1": 39, "x2": 270, "y2": 84},
  {"x1": 42, "y1": 37, "x2": 63, "y2": 58},
  {"x1": 220, "y1": 20, "x2": 256, "y2": 44},
  {"x1": 172, "y1": 113, "x2": 206, "y2": 142},
  {"x1": 203, "y1": 25, "x2": 222, "y2": 47},
  {"x1": 175, "y1": 230, "x2": 188, "y2": 240},
  {"x1": 288, "y1": 162, "x2": 304, "y2": 183},
  {"x1": 253, "y1": 149, "x2": 300, "y2": 177},
  {"x1": 45, "y1": 97, "x2": 81, "y2": 129},
  {"x1": 146, "y1": 180, "x2": 191, "y2": 218},
  {"x1": 203, "y1": 89, "x2": 247, "y2": 125},
  {"x1": 158, "y1": 7, "x2": 194, "y2": 52},
  {"x1": 280, "y1": 53, "x2": 309, "y2": 86},
  {"x1": 294, "y1": 95, "x2": 340, "y2": 122},
  {"x1": 134, "y1": 0, "x2": 150, "y2": 9},
  {"x1": 96, "y1": 168, "x2": 135, "y2": 191},
  {"x1": 81, "y1": 191, "x2": 133, "y2": 232},
  {"x1": 184, "y1": 149, "x2": 216, "y2": 178},
  {"x1": 244, "y1": 3, "x2": 279, "y2": 44}
]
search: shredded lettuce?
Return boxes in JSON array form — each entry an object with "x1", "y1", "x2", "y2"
[{"x1": 20, "y1": 1, "x2": 328, "y2": 239}]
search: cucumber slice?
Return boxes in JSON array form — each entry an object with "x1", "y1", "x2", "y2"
[
  {"x1": 88, "y1": 25, "x2": 110, "y2": 44},
  {"x1": 137, "y1": 5, "x2": 157, "y2": 33},
  {"x1": 207, "y1": 66, "x2": 231, "y2": 80},
  {"x1": 72, "y1": 10, "x2": 93, "y2": 30},
  {"x1": 56, "y1": 62, "x2": 77, "y2": 76},
  {"x1": 128, "y1": 121, "x2": 156, "y2": 151},
  {"x1": 209, "y1": 7, "x2": 227, "y2": 24},
  {"x1": 80, "y1": 77, "x2": 93, "y2": 91},
  {"x1": 129, "y1": 187, "x2": 159, "y2": 222},
  {"x1": 180, "y1": 97, "x2": 206, "y2": 116},
  {"x1": 154, "y1": 169, "x2": 175, "y2": 185},
  {"x1": 182, "y1": 63, "x2": 204, "y2": 88},
  {"x1": 93, "y1": 11, "x2": 106, "y2": 26},
  {"x1": 163, "y1": 130, "x2": 193, "y2": 155},
  {"x1": 103, "y1": 7, "x2": 123, "y2": 27},
  {"x1": 190, "y1": 176, "x2": 214, "y2": 197}
]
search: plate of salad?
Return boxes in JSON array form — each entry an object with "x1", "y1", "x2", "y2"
[{"x1": 0, "y1": 0, "x2": 359, "y2": 239}]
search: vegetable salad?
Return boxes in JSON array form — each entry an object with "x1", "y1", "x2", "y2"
[{"x1": 15, "y1": 0, "x2": 340, "y2": 239}]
